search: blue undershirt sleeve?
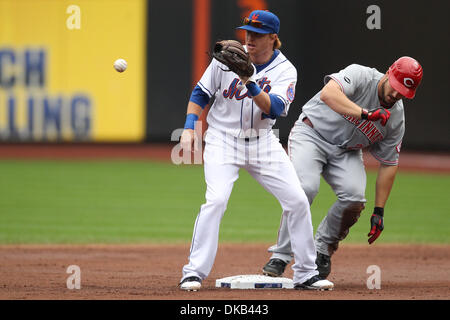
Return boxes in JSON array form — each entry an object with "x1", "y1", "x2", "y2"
[
  {"x1": 267, "y1": 94, "x2": 285, "y2": 118},
  {"x1": 189, "y1": 85, "x2": 210, "y2": 109}
]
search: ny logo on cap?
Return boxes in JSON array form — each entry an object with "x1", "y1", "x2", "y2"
[{"x1": 251, "y1": 13, "x2": 260, "y2": 20}]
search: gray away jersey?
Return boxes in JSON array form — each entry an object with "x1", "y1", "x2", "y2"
[{"x1": 301, "y1": 64, "x2": 405, "y2": 165}]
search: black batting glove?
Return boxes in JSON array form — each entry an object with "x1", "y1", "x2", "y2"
[
  {"x1": 368, "y1": 207, "x2": 384, "y2": 244},
  {"x1": 361, "y1": 107, "x2": 391, "y2": 126}
]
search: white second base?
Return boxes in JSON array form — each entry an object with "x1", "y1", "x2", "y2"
[{"x1": 215, "y1": 274, "x2": 294, "y2": 289}]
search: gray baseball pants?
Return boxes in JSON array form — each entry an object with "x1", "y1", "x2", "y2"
[{"x1": 269, "y1": 119, "x2": 367, "y2": 262}]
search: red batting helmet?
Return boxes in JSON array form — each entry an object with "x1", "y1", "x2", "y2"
[{"x1": 388, "y1": 56, "x2": 423, "y2": 99}]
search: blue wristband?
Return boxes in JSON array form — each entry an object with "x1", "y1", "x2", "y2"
[
  {"x1": 184, "y1": 113, "x2": 199, "y2": 130},
  {"x1": 246, "y1": 81, "x2": 262, "y2": 97}
]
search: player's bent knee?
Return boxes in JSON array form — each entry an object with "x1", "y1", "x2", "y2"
[
  {"x1": 337, "y1": 201, "x2": 365, "y2": 239},
  {"x1": 205, "y1": 194, "x2": 230, "y2": 212},
  {"x1": 281, "y1": 191, "x2": 310, "y2": 214},
  {"x1": 339, "y1": 185, "x2": 366, "y2": 202},
  {"x1": 343, "y1": 201, "x2": 365, "y2": 215},
  {"x1": 301, "y1": 186, "x2": 319, "y2": 204}
]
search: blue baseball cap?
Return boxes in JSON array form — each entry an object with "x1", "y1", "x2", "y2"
[{"x1": 236, "y1": 10, "x2": 280, "y2": 34}]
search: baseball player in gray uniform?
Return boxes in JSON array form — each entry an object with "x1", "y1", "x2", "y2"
[{"x1": 262, "y1": 56, "x2": 423, "y2": 279}]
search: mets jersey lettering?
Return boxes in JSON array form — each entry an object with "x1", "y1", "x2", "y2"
[
  {"x1": 223, "y1": 77, "x2": 272, "y2": 100},
  {"x1": 196, "y1": 48, "x2": 297, "y2": 137}
]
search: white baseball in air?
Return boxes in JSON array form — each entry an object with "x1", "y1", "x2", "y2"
[{"x1": 114, "y1": 59, "x2": 127, "y2": 72}]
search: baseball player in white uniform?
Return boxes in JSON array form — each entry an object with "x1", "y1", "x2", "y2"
[
  {"x1": 262, "y1": 57, "x2": 423, "y2": 279},
  {"x1": 179, "y1": 10, "x2": 333, "y2": 291}
]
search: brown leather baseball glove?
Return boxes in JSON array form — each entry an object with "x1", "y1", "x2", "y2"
[{"x1": 212, "y1": 40, "x2": 254, "y2": 79}]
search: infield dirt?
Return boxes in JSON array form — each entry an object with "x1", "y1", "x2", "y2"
[{"x1": 0, "y1": 244, "x2": 448, "y2": 300}]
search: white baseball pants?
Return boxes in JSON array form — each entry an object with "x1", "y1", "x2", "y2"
[{"x1": 181, "y1": 129, "x2": 319, "y2": 285}]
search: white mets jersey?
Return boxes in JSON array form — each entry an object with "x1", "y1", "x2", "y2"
[{"x1": 196, "y1": 49, "x2": 297, "y2": 138}]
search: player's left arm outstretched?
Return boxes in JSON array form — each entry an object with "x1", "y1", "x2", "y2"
[{"x1": 368, "y1": 164, "x2": 398, "y2": 244}]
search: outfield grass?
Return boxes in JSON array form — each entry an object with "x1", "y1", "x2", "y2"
[{"x1": 0, "y1": 160, "x2": 448, "y2": 244}]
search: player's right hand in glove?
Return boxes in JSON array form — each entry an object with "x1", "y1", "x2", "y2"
[
  {"x1": 361, "y1": 107, "x2": 391, "y2": 126},
  {"x1": 368, "y1": 208, "x2": 384, "y2": 244}
]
